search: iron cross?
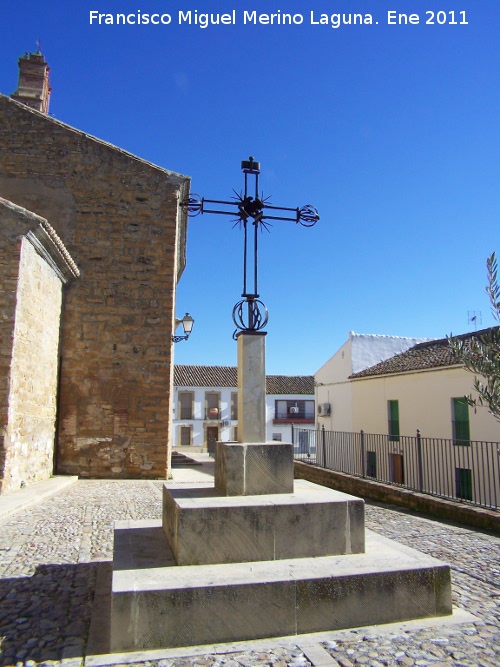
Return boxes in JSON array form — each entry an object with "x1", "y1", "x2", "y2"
[{"x1": 182, "y1": 157, "x2": 319, "y2": 337}]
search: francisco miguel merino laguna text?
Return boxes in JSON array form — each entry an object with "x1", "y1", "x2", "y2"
[{"x1": 89, "y1": 10, "x2": 377, "y2": 28}]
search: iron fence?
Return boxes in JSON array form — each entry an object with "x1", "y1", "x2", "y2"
[{"x1": 292, "y1": 427, "x2": 500, "y2": 510}]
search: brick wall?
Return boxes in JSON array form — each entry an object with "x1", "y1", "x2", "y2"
[
  {"x1": 0, "y1": 199, "x2": 76, "y2": 493},
  {"x1": 0, "y1": 95, "x2": 190, "y2": 480}
]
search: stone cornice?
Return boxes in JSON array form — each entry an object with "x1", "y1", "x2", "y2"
[{"x1": 26, "y1": 220, "x2": 80, "y2": 284}]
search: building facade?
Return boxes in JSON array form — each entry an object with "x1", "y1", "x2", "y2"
[
  {"x1": 173, "y1": 365, "x2": 315, "y2": 451},
  {"x1": 349, "y1": 332, "x2": 500, "y2": 443},
  {"x1": 311, "y1": 330, "x2": 500, "y2": 507},
  {"x1": 0, "y1": 52, "x2": 190, "y2": 489},
  {"x1": 315, "y1": 332, "x2": 429, "y2": 432}
]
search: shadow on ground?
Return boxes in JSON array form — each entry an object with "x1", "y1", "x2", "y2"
[{"x1": 0, "y1": 561, "x2": 101, "y2": 665}]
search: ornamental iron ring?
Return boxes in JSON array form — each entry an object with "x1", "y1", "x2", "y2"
[{"x1": 232, "y1": 298, "x2": 269, "y2": 338}]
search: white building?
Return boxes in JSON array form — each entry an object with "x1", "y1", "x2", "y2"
[
  {"x1": 349, "y1": 331, "x2": 500, "y2": 443},
  {"x1": 315, "y1": 332, "x2": 430, "y2": 432},
  {"x1": 312, "y1": 329, "x2": 500, "y2": 507},
  {"x1": 173, "y1": 365, "x2": 315, "y2": 451}
]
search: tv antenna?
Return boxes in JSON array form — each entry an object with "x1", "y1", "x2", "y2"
[{"x1": 468, "y1": 310, "x2": 482, "y2": 330}]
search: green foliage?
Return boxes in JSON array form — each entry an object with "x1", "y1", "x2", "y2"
[{"x1": 449, "y1": 252, "x2": 500, "y2": 422}]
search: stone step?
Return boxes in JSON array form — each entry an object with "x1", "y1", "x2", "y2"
[
  {"x1": 162, "y1": 480, "x2": 365, "y2": 565},
  {"x1": 170, "y1": 452, "x2": 202, "y2": 467},
  {"x1": 110, "y1": 521, "x2": 452, "y2": 652}
]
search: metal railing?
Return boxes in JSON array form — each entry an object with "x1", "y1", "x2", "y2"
[
  {"x1": 292, "y1": 427, "x2": 500, "y2": 510},
  {"x1": 275, "y1": 411, "x2": 314, "y2": 420}
]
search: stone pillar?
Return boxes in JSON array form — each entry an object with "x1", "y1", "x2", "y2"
[{"x1": 237, "y1": 332, "x2": 267, "y2": 443}]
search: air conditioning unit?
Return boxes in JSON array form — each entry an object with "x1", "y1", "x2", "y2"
[
  {"x1": 317, "y1": 403, "x2": 331, "y2": 416},
  {"x1": 290, "y1": 406, "x2": 299, "y2": 414},
  {"x1": 223, "y1": 420, "x2": 230, "y2": 427}
]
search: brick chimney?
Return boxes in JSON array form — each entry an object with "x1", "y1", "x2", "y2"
[{"x1": 11, "y1": 51, "x2": 51, "y2": 114}]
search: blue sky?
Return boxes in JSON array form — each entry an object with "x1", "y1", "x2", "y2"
[{"x1": 1, "y1": 0, "x2": 498, "y2": 374}]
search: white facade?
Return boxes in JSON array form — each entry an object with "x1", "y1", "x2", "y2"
[
  {"x1": 173, "y1": 384, "x2": 239, "y2": 449},
  {"x1": 315, "y1": 332, "x2": 430, "y2": 432},
  {"x1": 351, "y1": 365, "x2": 500, "y2": 442},
  {"x1": 173, "y1": 370, "x2": 315, "y2": 451}
]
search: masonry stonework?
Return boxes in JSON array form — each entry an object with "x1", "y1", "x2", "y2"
[
  {"x1": 0, "y1": 93, "x2": 190, "y2": 482},
  {"x1": 0, "y1": 199, "x2": 78, "y2": 493}
]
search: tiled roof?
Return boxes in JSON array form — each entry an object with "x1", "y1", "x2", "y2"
[
  {"x1": 174, "y1": 365, "x2": 237, "y2": 388},
  {"x1": 349, "y1": 328, "x2": 497, "y2": 379},
  {"x1": 266, "y1": 375, "x2": 314, "y2": 395},
  {"x1": 174, "y1": 365, "x2": 314, "y2": 395}
]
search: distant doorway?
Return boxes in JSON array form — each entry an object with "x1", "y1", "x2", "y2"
[
  {"x1": 206, "y1": 426, "x2": 219, "y2": 455},
  {"x1": 389, "y1": 453, "x2": 404, "y2": 484}
]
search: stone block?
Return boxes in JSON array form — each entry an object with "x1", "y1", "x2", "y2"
[
  {"x1": 163, "y1": 480, "x2": 365, "y2": 565},
  {"x1": 110, "y1": 523, "x2": 452, "y2": 652},
  {"x1": 215, "y1": 441, "x2": 294, "y2": 496}
]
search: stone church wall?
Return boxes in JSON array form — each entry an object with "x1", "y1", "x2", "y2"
[
  {"x1": 0, "y1": 95, "x2": 190, "y2": 480},
  {"x1": 0, "y1": 200, "x2": 68, "y2": 493}
]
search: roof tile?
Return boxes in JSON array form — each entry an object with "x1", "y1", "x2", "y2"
[
  {"x1": 174, "y1": 365, "x2": 314, "y2": 394},
  {"x1": 349, "y1": 327, "x2": 498, "y2": 379}
]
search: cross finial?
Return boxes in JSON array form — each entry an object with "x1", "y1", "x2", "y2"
[{"x1": 181, "y1": 157, "x2": 319, "y2": 336}]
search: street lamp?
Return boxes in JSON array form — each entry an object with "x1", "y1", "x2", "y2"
[{"x1": 172, "y1": 313, "x2": 194, "y2": 343}]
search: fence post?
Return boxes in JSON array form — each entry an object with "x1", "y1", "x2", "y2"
[
  {"x1": 322, "y1": 424, "x2": 326, "y2": 468},
  {"x1": 360, "y1": 429, "x2": 366, "y2": 478},
  {"x1": 416, "y1": 429, "x2": 423, "y2": 492}
]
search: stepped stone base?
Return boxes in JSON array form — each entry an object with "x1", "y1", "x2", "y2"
[
  {"x1": 110, "y1": 523, "x2": 452, "y2": 652},
  {"x1": 163, "y1": 480, "x2": 365, "y2": 565}
]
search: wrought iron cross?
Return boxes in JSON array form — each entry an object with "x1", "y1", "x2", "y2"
[{"x1": 182, "y1": 157, "x2": 319, "y2": 337}]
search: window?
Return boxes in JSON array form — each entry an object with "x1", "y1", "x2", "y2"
[
  {"x1": 366, "y1": 451, "x2": 377, "y2": 478},
  {"x1": 272, "y1": 432, "x2": 282, "y2": 441},
  {"x1": 455, "y1": 467, "x2": 472, "y2": 501},
  {"x1": 452, "y1": 397, "x2": 470, "y2": 445},
  {"x1": 274, "y1": 400, "x2": 315, "y2": 420},
  {"x1": 231, "y1": 392, "x2": 238, "y2": 420},
  {"x1": 178, "y1": 392, "x2": 194, "y2": 420},
  {"x1": 205, "y1": 392, "x2": 220, "y2": 420},
  {"x1": 388, "y1": 400, "x2": 400, "y2": 442},
  {"x1": 179, "y1": 425, "x2": 192, "y2": 446}
]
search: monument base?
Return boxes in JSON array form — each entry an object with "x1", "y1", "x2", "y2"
[
  {"x1": 110, "y1": 522, "x2": 452, "y2": 652},
  {"x1": 214, "y1": 441, "x2": 294, "y2": 496},
  {"x1": 162, "y1": 480, "x2": 365, "y2": 565}
]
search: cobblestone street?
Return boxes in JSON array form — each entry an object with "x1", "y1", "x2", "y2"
[{"x1": 0, "y1": 462, "x2": 498, "y2": 667}]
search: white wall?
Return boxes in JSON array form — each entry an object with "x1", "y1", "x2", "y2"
[
  {"x1": 351, "y1": 366, "x2": 500, "y2": 442},
  {"x1": 173, "y1": 386, "x2": 315, "y2": 447},
  {"x1": 266, "y1": 394, "x2": 316, "y2": 443},
  {"x1": 173, "y1": 385, "x2": 237, "y2": 448},
  {"x1": 315, "y1": 332, "x2": 429, "y2": 433}
]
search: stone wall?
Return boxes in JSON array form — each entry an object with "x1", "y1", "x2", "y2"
[
  {"x1": 0, "y1": 198, "x2": 78, "y2": 493},
  {"x1": 0, "y1": 94, "x2": 190, "y2": 480}
]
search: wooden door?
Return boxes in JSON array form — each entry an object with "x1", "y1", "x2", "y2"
[
  {"x1": 389, "y1": 453, "x2": 404, "y2": 484},
  {"x1": 206, "y1": 426, "x2": 219, "y2": 455}
]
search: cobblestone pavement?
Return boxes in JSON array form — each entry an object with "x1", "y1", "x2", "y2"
[{"x1": 0, "y1": 479, "x2": 498, "y2": 667}]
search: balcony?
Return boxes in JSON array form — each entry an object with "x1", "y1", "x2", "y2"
[{"x1": 273, "y1": 410, "x2": 315, "y2": 425}]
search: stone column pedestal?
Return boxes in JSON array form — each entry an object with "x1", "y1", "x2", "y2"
[{"x1": 237, "y1": 332, "x2": 266, "y2": 443}]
